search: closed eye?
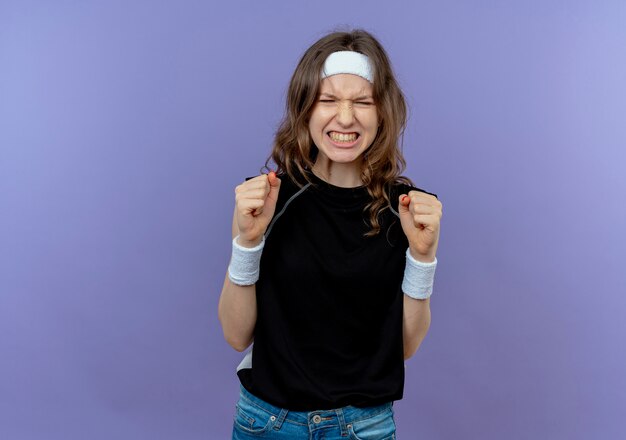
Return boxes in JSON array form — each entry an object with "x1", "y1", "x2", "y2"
[{"x1": 319, "y1": 100, "x2": 374, "y2": 105}]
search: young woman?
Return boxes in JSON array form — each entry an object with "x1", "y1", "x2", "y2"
[{"x1": 218, "y1": 29, "x2": 442, "y2": 440}]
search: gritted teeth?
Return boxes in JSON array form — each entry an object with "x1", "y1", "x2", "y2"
[{"x1": 328, "y1": 131, "x2": 359, "y2": 142}]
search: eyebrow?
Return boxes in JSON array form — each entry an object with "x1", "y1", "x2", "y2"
[{"x1": 320, "y1": 93, "x2": 373, "y2": 100}]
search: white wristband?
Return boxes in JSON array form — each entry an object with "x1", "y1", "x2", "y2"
[
  {"x1": 227, "y1": 235, "x2": 265, "y2": 286},
  {"x1": 402, "y1": 248, "x2": 437, "y2": 299}
]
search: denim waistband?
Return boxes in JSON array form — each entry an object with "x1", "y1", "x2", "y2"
[{"x1": 238, "y1": 384, "x2": 393, "y2": 426}]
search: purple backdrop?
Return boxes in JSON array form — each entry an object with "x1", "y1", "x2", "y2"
[{"x1": 1, "y1": 0, "x2": 625, "y2": 439}]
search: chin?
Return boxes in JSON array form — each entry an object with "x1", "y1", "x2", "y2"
[
  {"x1": 326, "y1": 148, "x2": 367, "y2": 161},
  {"x1": 326, "y1": 154, "x2": 362, "y2": 165}
]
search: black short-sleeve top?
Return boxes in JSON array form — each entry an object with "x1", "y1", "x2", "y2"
[{"x1": 236, "y1": 170, "x2": 437, "y2": 411}]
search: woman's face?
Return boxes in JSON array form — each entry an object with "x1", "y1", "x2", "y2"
[{"x1": 308, "y1": 74, "x2": 378, "y2": 169}]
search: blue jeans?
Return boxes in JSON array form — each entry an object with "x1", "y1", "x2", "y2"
[{"x1": 232, "y1": 384, "x2": 397, "y2": 439}]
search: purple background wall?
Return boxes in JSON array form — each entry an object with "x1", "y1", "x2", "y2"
[{"x1": 1, "y1": 1, "x2": 625, "y2": 439}]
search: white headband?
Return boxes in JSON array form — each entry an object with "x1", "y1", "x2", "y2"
[{"x1": 321, "y1": 51, "x2": 374, "y2": 83}]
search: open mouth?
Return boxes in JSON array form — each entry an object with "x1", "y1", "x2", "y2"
[{"x1": 327, "y1": 131, "x2": 360, "y2": 146}]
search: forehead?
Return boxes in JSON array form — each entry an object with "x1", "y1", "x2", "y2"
[{"x1": 319, "y1": 74, "x2": 373, "y2": 97}]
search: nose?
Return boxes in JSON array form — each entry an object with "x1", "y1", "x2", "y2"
[{"x1": 336, "y1": 101, "x2": 355, "y2": 126}]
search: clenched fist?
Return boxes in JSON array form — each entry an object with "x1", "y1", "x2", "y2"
[
  {"x1": 398, "y1": 191, "x2": 442, "y2": 262},
  {"x1": 234, "y1": 171, "x2": 281, "y2": 247}
]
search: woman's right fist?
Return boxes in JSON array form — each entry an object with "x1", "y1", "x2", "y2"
[{"x1": 234, "y1": 171, "x2": 281, "y2": 247}]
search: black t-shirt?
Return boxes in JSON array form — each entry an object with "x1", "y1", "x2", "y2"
[{"x1": 237, "y1": 170, "x2": 436, "y2": 411}]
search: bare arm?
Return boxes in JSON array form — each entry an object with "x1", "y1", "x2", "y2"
[
  {"x1": 403, "y1": 295, "x2": 431, "y2": 360},
  {"x1": 217, "y1": 172, "x2": 281, "y2": 352},
  {"x1": 397, "y1": 190, "x2": 441, "y2": 360},
  {"x1": 217, "y1": 206, "x2": 259, "y2": 352},
  {"x1": 402, "y1": 250, "x2": 434, "y2": 360}
]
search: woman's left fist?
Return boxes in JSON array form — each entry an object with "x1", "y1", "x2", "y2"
[{"x1": 398, "y1": 191, "x2": 442, "y2": 262}]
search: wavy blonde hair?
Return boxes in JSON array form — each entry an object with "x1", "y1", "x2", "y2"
[{"x1": 263, "y1": 29, "x2": 414, "y2": 236}]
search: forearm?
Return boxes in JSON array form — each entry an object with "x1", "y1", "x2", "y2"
[
  {"x1": 402, "y1": 295, "x2": 431, "y2": 360},
  {"x1": 218, "y1": 273, "x2": 257, "y2": 352}
]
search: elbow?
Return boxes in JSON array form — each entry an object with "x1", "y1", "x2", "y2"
[
  {"x1": 229, "y1": 337, "x2": 252, "y2": 352},
  {"x1": 218, "y1": 305, "x2": 254, "y2": 352},
  {"x1": 403, "y1": 341, "x2": 422, "y2": 360},
  {"x1": 403, "y1": 323, "x2": 431, "y2": 360},
  {"x1": 222, "y1": 329, "x2": 253, "y2": 352},
  {"x1": 403, "y1": 343, "x2": 418, "y2": 360}
]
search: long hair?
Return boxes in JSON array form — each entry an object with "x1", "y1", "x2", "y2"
[{"x1": 263, "y1": 28, "x2": 414, "y2": 236}]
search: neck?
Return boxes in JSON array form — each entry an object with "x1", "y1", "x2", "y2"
[{"x1": 312, "y1": 158, "x2": 364, "y2": 188}]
